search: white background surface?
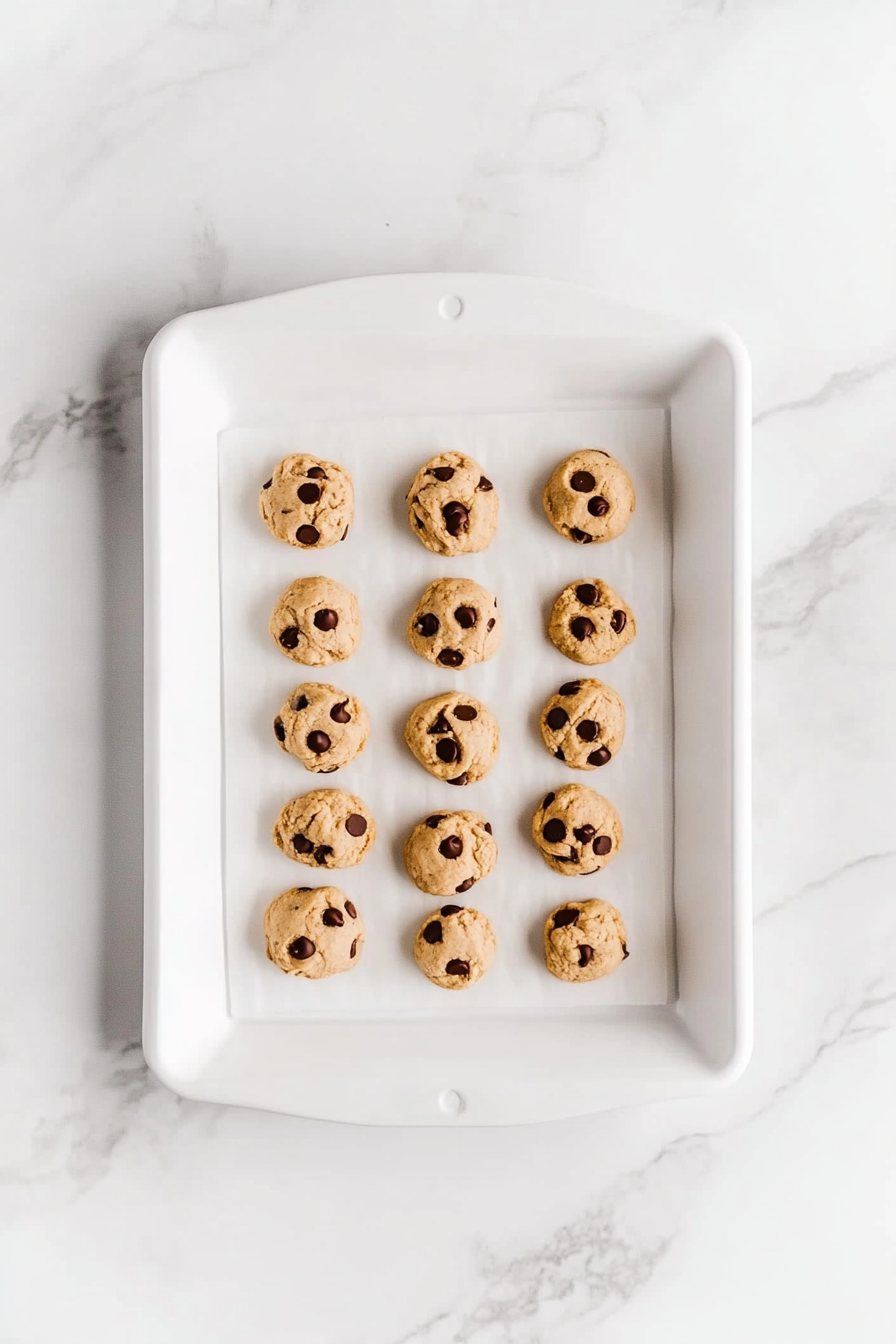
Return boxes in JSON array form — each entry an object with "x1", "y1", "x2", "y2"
[
  {"x1": 1, "y1": 2, "x2": 894, "y2": 1342},
  {"x1": 219, "y1": 413, "x2": 671, "y2": 1018}
]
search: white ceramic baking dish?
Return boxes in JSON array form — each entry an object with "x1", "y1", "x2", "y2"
[{"x1": 143, "y1": 273, "x2": 752, "y2": 1124}]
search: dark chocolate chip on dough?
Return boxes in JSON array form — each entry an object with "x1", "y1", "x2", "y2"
[
  {"x1": 589, "y1": 747, "x2": 612, "y2": 767},
  {"x1": 313, "y1": 608, "x2": 338, "y2": 631},
  {"x1": 588, "y1": 496, "x2": 609, "y2": 517},
  {"x1": 570, "y1": 470, "x2": 596, "y2": 492},
  {"x1": 429, "y1": 713, "x2": 451, "y2": 734},
  {"x1": 553, "y1": 908, "x2": 579, "y2": 928},
  {"x1": 438, "y1": 648, "x2": 464, "y2": 667},
  {"x1": 298, "y1": 482, "x2": 321, "y2": 504},
  {"x1": 578, "y1": 945, "x2": 595, "y2": 967},
  {"x1": 291, "y1": 834, "x2": 314, "y2": 854},
  {"x1": 453, "y1": 704, "x2": 477, "y2": 721},
  {"x1": 546, "y1": 707, "x2": 569, "y2": 730},
  {"x1": 477, "y1": 476, "x2": 493, "y2": 491},
  {"x1": 330, "y1": 701, "x2": 351, "y2": 723},
  {"x1": 455, "y1": 877, "x2": 475, "y2": 892},
  {"x1": 274, "y1": 717, "x2": 286, "y2": 742},
  {"x1": 446, "y1": 959, "x2": 470, "y2": 977},
  {"x1": 454, "y1": 606, "x2": 477, "y2": 628},
  {"x1": 593, "y1": 835, "x2": 612, "y2": 855},
  {"x1": 307, "y1": 731, "x2": 331, "y2": 754},
  {"x1": 417, "y1": 613, "x2": 439, "y2": 637},
  {"x1": 344, "y1": 900, "x2": 358, "y2": 919},
  {"x1": 576, "y1": 584, "x2": 598, "y2": 605},
  {"x1": 441, "y1": 904, "x2": 463, "y2": 915},
  {"x1": 559, "y1": 681, "x2": 581, "y2": 696},
  {"x1": 296, "y1": 525, "x2": 320, "y2": 546},
  {"x1": 576, "y1": 720, "x2": 598, "y2": 742},
  {"x1": 611, "y1": 610, "x2": 627, "y2": 633},
  {"x1": 570, "y1": 616, "x2": 595, "y2": 641},
  {"x1": 426, "y1": 814, "x2": 447, "y2": 828},
  {"x1": 306, "y1": 467, "x2": 327, "y2": 480},
  {"x1": 321, "y1": 907, "x2": 344, "y2": 926},
  {"x1": 423, "y1": 920, "x2": 443, "y2": 944},
  {"x1": 439, "y1": 835, "x2": 463, "y2": 859},
  {"x1": 436, "y1": 738, "x2": 460, "y2": 764},
  {"x1": 288, "y1": 936, "x2": 315, "y2": 960},
  {"x1": 570, "y1": 528, "x2": 592, "y2": 544},
  {"x1": 279, "y1": 626, "x2": 300, "y2": 650},
  {"x1": 543, "y1": 818, "x2": 567, "y2": 843},
  {"x1": 345, "y1": 814, "x2": 368, "y2": 837},
  {"x1": 432, "y1": 466, "x2": 455, "y2": 481},
  {"x1": 292, "y1": 694, "x2": 309, "y2": 711},
  {"x1": 442, "y1": 501, "x2": 469, "y2": 536}
]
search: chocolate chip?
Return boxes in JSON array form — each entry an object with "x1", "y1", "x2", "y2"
[
  {"x1": 292, "y1": 694, "x2": 309, "y2": 711},
  {"x1": 455, "y1": 877, "x2": 475, "y2": 892},
  {"x1": 432, "y1": 465, "x2": 455, "y2": 481},
  {"x1": 553, "y1": 908, "x2": 579, "y2": 928},
  {"x1": 423, "y1": 920, "x2": 443, "y2": 944},
  {"x1": 417, "y1": 613, "x2": 439, "y2": 637},
  {"x1": 570, "y1": 616, "x2": 595, "y2": 641},
  {"x1": 483, "y1": 822, "x2": 492, "y2": 834},
  {"x1": 298, "y1": 482, "x2": 321, "y2": 504},
  {"x1": 321, "y1": 906, "x2": 344, "y2": 926},
  {"x1": 454, "y1": 605, "x2": 477, "y2": 628},
  {"x1": 439, "y1": 835, "x2": 463, "y2": 859},
  {"x1": 578, "y1": 944, "x2": 594, "y2": 967},
  {"x1": 477, "y1": 476, "x2": 493, "y2": 491},
  {"x1": 543, "y1": 792, "x2": 555, "y2": 808},
  {"x1": 570, "y1": 528, "x2": 592, "y2": 543},
  {"x1": 279, "y1": 627, "x2": 300, "y2": 650},
  {"x1": 575, "y1": 583, "x2": 598, "y2": 605},
  {"x1": 288, "y1": 936, "x2": 315, "y2": 960},
  {"x1": 588, "y1": 495, "x2": 609, "y2": 517},
  {"x1": 593, "y1": 835, "x2": 612, "y2": 855},
  {"x1": 263, "y1": 478, "x2": 273, "y2": 489},
  {"x1": 554, "y1": 748, "x2": 565, "y2": 760},
  {"x1": 486, "y1": 618, "x2": 496, "y2": 631},
  {"x1": 554, "y1": 852, "x2": 576, "y2": 862},
  {"x1": 341, "y1": 525, "x2": 349, "y2": 541},
  {"x1": 543, "y1": 818, "x2": 566, "y2": 843},
  {"x1": 274, "y1": 717, "x2": 286, "y2": 742},
  {"x1": 314, "y1": 608, "x2": 338, "y2": 631},
  {"x1": 307, "y1": 730, "x2": 331, "y2": 754},
  {"x1": 344, "y1": 900, "x2": 358, "y2": 919},
  {"x1": 570, "y1": 471, "x2": 595, "y2": 492},
  {"x1": 426, "y1": 814, "x2": 447, "y2": 828},
  {"x1": 445, "y1": 959, "x2": 469, "y2": 977},
  {"x1": 436, "y1": 738, "x2": 460, "y2": 764},
  {"x1": 319, "y1": 766, "x2": 339, "y2": 773},
  {"x1": 414, "y1": 515, "x2": 424, "y2": 529},
  {"x1": 306, "y1": 467, "x2": 327, "y2": 480},
  {"x1": 611, "y1": 610, "x2": 627, "y2": 633},
  {"x1": 447, "y1": 773, "x2": 469, "y2": 785},
  {"x1": 438, "y1": 648, "x2": 464, "y2": 667},
  {"x1": 329, "y1": 700, "x2": 351, "y2": 723},
  {"x1": 428, "y1": 713, "x2": 451, "y2": 734},
  {"x1": 442, "y1": 501, "x2": 469, "y2": 535},
  {"x1": 589, "y1": 747, "x2": 612, "y2": 767},
  {"x1": 291, "y1": 834, "x2": 314, "y2": 854},
  {"x1": 576, "y1": 720, "x2": 597, "y2": 742},
  {"x1": 573, "y1": 825, "x2": 595, "y2": 843},
  {"x1": 546, "y1": 707, "x2": 569, "y2": 730},
  {"x1": 313, "y1": 845, "x2": 333, "y2": 864},
  {"x1": 296, "y1": 888, "x2": 312, "y2": 892},
  {"x1": 622, "y1": 942, "x2": 629, "y2": 960},
  {"x1": 559, "y1": 682, "x2": 581, "y2": 696},
  {"x1": 345, "y1": 814, "x2": 368, "y2": 837},
  {"x1": 296, "y1": 524, "x2": 320, "y2": 545},
  {"x1": 453, "y1": 704, "x2": 477, "y2": 721},
  {"x1": 350, "y1": 938, "x2": 357, "y2": 957},
  {"x1": 441, "y1": 904, "x2": 463, "y2": 915}
]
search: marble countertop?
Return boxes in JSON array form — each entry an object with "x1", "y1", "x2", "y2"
[{"x1": 2, "y1": 2, "x2": 894, "y2": 1340}]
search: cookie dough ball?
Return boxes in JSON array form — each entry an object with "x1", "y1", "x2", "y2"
[
  {"x1": 413, "y1": 905, "x2": 497, "y2": 990},
  {"x1": 404, "y1": 811, "x2": 497, "y2": 897},
  {"x1": 406, "y1": 451, "x2": 498, "y2": 555},
  {"x1": 264, "y1": 886, "x2": 364, "y2": 978},
  {"x1": 539, "y1": 678, "x2": 625, "y2": 770},
  {"x1": 273, "y1": 789, "x2": 375, "y2": 869},
  {"x1": 548, "y1": 579, "x2": 636, "y2": 665},
  {"x1": 404, "y1": 693, "x2": 499, "y2": 786},
  {"x1": 259, "y1": 453, "x2": 354, "y2": 549},
  {"x1": 274, "y1": 683, "x2": 369, "y2": 774},
  {"x1": 531, "y1": 783, "x2": 622, "y2": 876},
  {"x1": 544, "y1": 899, "x2": 628, "y2": 982},
  {"x1": 543, "y1": 449, "x2": 635, "y2": 545},
  {"x1": 269, "y1": 576, "x2": 361, "y2": 666},
  {"x1": 407, "y1": 578, "x2": 502, "y2": 670}
]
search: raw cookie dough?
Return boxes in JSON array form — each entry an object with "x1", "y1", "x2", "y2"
[
  {"x1": 544, "y1": 898, "x2": 629, "y2": 983},
  {"x1": 413, "y1": 904, "x2": 496, "y2": 990},
  {"x1": 264, "y1": 886, "x2": 364, "y2": 978},
  {"x1": 404, "y1": 810, "x2": 497, "y2": 897},
  {"x1": 259, "y1": 453, "x2": 354, "y2": 549},
  {"x1": 269, "y1": 575, "x2": 361, "y2": 666},
  {"x1": 548, "y1": 579, "x2": 636, "y2": 665},
  {"x1": 273, "y1": 789, "x2": 375, "y2": 869},
  {"x1": 531, "y1": 783, "x2": 622, "y2": 876},
  {"x1": 406, "y1": 451, "x2": 498, "y2": 556},
  {"x1": 539, "y1": 678, "x2": 625, "y2": 770},
  {"x1": 404, "y1": 693, "x2": 499, "y2": 785},
  {"x1": 274, "y1": 683, "x2": 370, "y2": 774},
  {"x1": 407, "y1": 578, "x2": 502, "y2": 669},
  {"x1": 542, "y1": 449, "x2": 635, "y2": 545}
]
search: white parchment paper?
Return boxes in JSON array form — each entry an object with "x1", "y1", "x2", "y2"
[{"x1": 219, "y1": 410, "x2": 673, "y2": 1020}]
